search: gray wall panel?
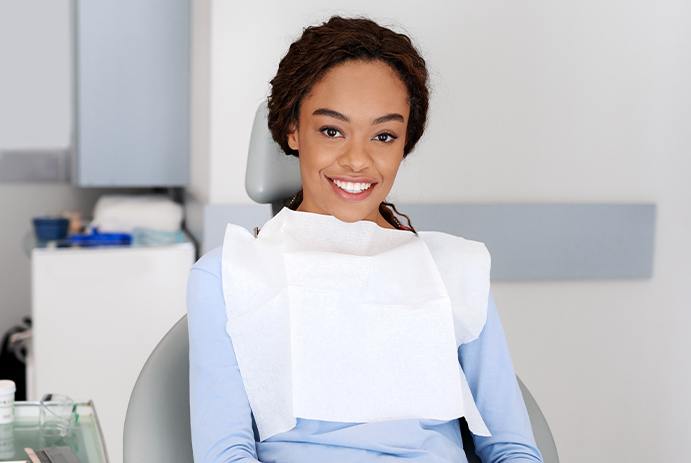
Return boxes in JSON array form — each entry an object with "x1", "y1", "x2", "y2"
[
  {"x1": 0, "y1": 149, "x2": 70, "y2": 182},
  {"x1": 74, "y1": 0, "x2": 190, "y2": 186},
  {"x1": 399, "y1": 203, "x2": 656, "y2": 280}
]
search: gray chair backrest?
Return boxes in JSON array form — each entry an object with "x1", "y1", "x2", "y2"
[
  {"x1": 517, "y1": 377, "x2": 559, "y2": 462},
  {"x1": 124, "y1": 102, "x2": 559, "y2": 462},
  {"x1": 123, "y1": 316, "x2": 192, "y2": 463},
  {"x1": 245, "y1": 102, "x2": 301, "y2": 205}
]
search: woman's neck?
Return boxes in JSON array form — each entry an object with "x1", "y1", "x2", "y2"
[{"x1": 295, "y1": 202, "x2": 398, "y2": 230}]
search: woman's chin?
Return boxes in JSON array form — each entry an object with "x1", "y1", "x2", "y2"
[{"x1": 329, "y1": 204, "x2": 382, "y2": 225}]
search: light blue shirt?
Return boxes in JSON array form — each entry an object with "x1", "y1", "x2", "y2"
[{"x1": 187, "y1": 246, "x2": 543, "y2": 463}]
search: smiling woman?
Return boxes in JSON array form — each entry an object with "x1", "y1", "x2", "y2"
[
  {"x1": 267, "y1": 16, "x2": 429, "y2": 232},
  {"x1": 187, "y1": 14, "x2": 544, "y2": 463}
]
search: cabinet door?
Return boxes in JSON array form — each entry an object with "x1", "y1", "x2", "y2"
[
  {"x1": 31, "y1": 243, "x2": 195, "y2": 463},
  {"x1": 74, "y1": 0, "x2": 189, "y2": 186}
]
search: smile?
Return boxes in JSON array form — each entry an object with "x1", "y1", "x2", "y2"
[
  {"x1": 327, "y1": 177, "x2": 376, "y2": 201},
  {"x1": 333, "y1": 178, "x2": 373, "y2": 193}
]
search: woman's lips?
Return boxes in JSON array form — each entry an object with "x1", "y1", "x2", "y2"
[
  {"x1": 328, "y1": 175, "x2": 377, "y2": 184},
  {"x1": 327, "y1": 176, "x2": 376, "y2": 201}
]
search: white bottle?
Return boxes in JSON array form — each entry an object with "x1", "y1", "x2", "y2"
[{"x1": 0, "y1": 380, "x2": 16, "y2": 424}]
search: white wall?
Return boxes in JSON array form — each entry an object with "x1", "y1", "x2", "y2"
[
  {"x1": 189, "y1": 0, "x2": 212, "y2": 203},
  {"x1": 0, "y1": 1, "x2": 132, "y2": 339},
  {"x1": 0, "y1": 0, "x2": 71, "y2": 149},
  {"x1": 0, "y1": 0, "x2": 74, "y2": 333},
  {"x1": 196, "y1": 0, "x2": 691, "y2": 461}
]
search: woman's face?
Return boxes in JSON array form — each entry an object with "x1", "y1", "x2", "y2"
[{"x1": 287, "y1": 59, "x2": 410, "y2": 229}]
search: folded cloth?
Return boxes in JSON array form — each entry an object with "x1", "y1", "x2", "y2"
[
  {"x1": 132, "y1": 227, "x2": 187, "y2": 246},
  {"x1": 91, "y1": 195, "x2": 183, "y2": 233},
  {"x1": 221, "y1": 206, "x2": 492, "y2": 441}
]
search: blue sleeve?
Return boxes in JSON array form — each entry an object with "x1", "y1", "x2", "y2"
[
  {"x1": 187, "y1": 247, "x2": 261, "y2": 463},
  {"x1": 458, "y1": 290, "x2": 544, "y2": 463}
]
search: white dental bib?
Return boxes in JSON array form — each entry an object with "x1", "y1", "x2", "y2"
[{"x1": 221, "y1": 206, "x2": 492, "y2": 441}]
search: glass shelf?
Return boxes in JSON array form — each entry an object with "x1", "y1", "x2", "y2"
[{"x1": 0, "y1": 401, "x2": 108, "y2": 463}]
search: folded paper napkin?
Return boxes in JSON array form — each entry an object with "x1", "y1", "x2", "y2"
[{"x1": 221, "y1": 206, "x2": 492, "y2": 441}]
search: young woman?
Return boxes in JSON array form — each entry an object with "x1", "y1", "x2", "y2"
[{"x1": 187, "y1": 15, "x2": 544, "y2": 463}]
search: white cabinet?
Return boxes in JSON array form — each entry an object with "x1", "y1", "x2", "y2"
[{"x1": 30, "y1": 242, "x2": 195, "y2": 463}]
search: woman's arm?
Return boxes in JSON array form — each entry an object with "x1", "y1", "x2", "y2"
[
  {"x1": 187, "y1": 248, "x2": 261, "y2": 463},
  {"x1": 458, "y1": 290, "x2": 544, "y2": 463}
]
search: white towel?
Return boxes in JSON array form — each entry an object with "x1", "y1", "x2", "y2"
[
  {"x1": 221, "y1": 206, "x2": 492, "y2": 441},
  {"x1": 91, "y1": 195, "x2": 183, "y2": 233}
]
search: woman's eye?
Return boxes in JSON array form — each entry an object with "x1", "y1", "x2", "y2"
[
  {"x1": 374, "y1": 132, "x2": 397, "y2": 143},
  {"x1": 320, "y1": 127, "x2": 343, "y2": 138}
]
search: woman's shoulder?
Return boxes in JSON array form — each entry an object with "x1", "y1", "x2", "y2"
[
  {"x1": 186, "y1": 246, "x2": 227, "y2": 322},
  {"x1": 191, "y1": 245, "x2": 223, "y2": 279}
]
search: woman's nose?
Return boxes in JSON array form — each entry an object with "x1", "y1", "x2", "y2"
[{"x1": 339, "y1": 139, "x2": 372, "y2": 170}]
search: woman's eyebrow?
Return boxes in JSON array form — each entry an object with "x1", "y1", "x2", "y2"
[
  {"x1": 372, "y1": 113, "x2": 405, "y2": 124},
  {"x1": 313, "y1": 108, "x2": 349, "y2": 121},
  {"x1": 312, "y1": 108, "x2": 405, "y2": 125}
]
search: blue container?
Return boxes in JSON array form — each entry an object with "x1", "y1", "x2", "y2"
[
  {"x1": 33, "y1": 217, "x2": 70, "y2": 242},
  {"x1": 69, "y1": 229, "x2": 132, "y2": 247}
]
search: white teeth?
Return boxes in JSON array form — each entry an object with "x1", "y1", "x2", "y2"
[{"x1": 333, "y1": 179, "x2": 372, "y2": 193}]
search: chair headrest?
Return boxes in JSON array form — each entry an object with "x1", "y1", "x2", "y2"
[{"x1": 245, "y1": 102, "x2": 302, "y2": 204}]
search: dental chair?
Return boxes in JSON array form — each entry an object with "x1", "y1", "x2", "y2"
[{"x1": 123, "y1": 103, "x2": 560, "y2": 463}]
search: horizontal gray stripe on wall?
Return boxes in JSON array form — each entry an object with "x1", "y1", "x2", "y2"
[
  {"x1": 0, "y1": 149, "x2": 71, "y2": 182},
  {"x1": 396, "y1": 203, "x2": 656, "y2": 281},
  {"x1": 193, "y1": 201, "x2": 656, "y2": 281}
]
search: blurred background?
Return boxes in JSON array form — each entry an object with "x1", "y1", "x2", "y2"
[{"x1": 0, "y1": 1, "x2": 689, "y2": 462}]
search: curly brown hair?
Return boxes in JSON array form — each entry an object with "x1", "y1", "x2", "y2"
[{"x1": 268, "y1": 15, "x2": 429, "y2": 233}]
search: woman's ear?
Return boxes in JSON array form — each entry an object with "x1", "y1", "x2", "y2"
[{"x1": 287, "y1": 123, "x2": 299, "y2": 151}]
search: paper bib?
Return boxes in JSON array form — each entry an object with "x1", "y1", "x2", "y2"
[{"x1": 221, "y1": 206, "x2": 492, "y2": 441}]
